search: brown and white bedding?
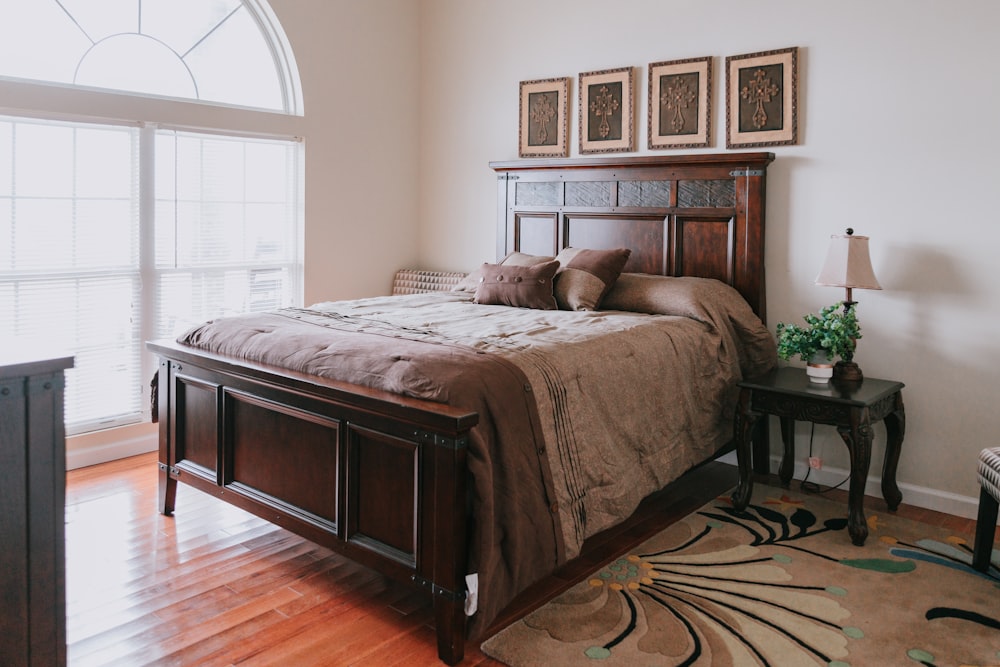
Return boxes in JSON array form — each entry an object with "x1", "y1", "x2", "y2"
[{"x1": 177, "y1": 275, "x2": 776, "y2": 634}]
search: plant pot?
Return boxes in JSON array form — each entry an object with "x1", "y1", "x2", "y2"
[
  {"x1": 833, "y1": 360, "x2": 863, "y2": 384},
  {"x1": 806, "y1": 353, "x2": 834, "y2": 384}
]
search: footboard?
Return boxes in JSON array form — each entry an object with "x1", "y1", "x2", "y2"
[{"x1": 148, "y1": 340, "x2": 478, "y2": 665}]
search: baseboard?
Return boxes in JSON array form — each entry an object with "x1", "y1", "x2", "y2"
[
  {"x1": 717, "y1": 452, "x2": 982, "y2": 521},
  {"x1": 66, "y1": 427, "x2": 158, "y2": 471}
]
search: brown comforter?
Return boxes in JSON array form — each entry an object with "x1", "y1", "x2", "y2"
[{"x1": 177, "y1": 275, "x2": 776, "y2": 636}]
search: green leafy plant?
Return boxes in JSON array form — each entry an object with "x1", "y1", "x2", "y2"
[{"x1": 776, "y1": 303, "x2": 861, "y2": 363}]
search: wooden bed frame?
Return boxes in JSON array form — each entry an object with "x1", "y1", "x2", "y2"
[{"x1": 148, "y1": 152, "x2": 774, "y2": 665}]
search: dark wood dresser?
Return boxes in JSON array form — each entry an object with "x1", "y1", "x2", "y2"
[{"x1": 0, "y1": 352, "x2": 74, "y2": 667}]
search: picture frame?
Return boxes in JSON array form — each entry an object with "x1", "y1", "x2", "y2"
[
  {"x1": 726, "y1": 46, "x2": 798, "y2": 148},
  {"x1": 519, "y1": 77, "x2": 570, "y2": 158},
  {"x1": 648, "y1": 56, "x2": 712, "y2": 149},
  {"x1": 579, "y1": 66, "x2": 633, "y2": 154}
]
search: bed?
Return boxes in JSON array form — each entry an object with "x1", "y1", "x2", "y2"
[{"x1": 148, "y1": 152, "x2": 776, "y2": 665}]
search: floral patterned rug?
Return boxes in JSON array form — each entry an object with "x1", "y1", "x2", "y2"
[{"x1": 481, "y1": 485, "x2": 1000, "y2": 666}]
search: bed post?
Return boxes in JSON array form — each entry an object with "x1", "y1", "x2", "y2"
[
  {"x1": 495, "y1": 171, "x2": 512, "y2": 261},
  {"x1": 155, "y1": 358, "x2": 177, "y2": 515},
  {"x1": 731, "y1": 162, "x2": 770, "y2": 472},
  {"x1": 731, "y1": 163, "x2": 768, "y2": 324},
  {"x1": 424, "y1": 433, "x2": 469, "y2": 665}
]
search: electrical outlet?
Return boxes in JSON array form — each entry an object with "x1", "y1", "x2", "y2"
[{"x1": 808, "y1": 456, "x2": 822, "y2": 470}]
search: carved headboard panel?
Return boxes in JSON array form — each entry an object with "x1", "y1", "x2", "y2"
[{"x1": 490, "y1": 153, "x2": 774, "y2": 321}]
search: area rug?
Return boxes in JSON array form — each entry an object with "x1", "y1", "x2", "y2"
[{"x1": 481, "y1": 485, "x2": 1000, "y2": 666}]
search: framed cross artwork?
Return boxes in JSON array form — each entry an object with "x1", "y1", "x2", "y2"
[
  {"x1": 519, "y1": 77, "x2": 570, "y2": 158},
  {"x1": 726, "y1": 47, "x2": 798, "y2": 148},
  {"x1": 648, "y1": 56, "x2": 712, "y2": 150},
  {"x1": 579, "y1": 67, "x2": 633, "y2": 154}
]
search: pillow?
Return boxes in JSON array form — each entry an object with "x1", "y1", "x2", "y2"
[
  {"x1": 472, "y1": 259, "x2": 559, "y2": 309},
  {"x1": 452, "y1": 251, "x2": 556, "y2": 292},
  {"x1": 553, "y1": 247, "x2": 631, "y2": 310},
  {"x1": 601, "y1": 273, "x2": 729, "y2": 319}
]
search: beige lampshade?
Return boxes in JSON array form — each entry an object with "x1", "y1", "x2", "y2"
[{"x1": 815, "y1": 230, "x2": 882, "y2": 290}]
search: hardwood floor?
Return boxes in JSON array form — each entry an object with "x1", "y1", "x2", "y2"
[{"x1": 65, "y1": 452, "x2": 984, "y2": 666}]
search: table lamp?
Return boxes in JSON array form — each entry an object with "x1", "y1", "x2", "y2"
[{"x1": 814, "y1": 228, "x2": 881, "y2": 382}]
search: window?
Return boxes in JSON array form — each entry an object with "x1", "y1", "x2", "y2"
[
  {"x1": 0, "y1": 1, "x2": 304, "y2": 436},
  {"x1": 0, "y1": 117, "x2": 303, "y2": 434},
  {"x1": 0, "y1": 118, "x2": 141, "y2": 431},
  {"x1": 0, "y1": 0, "x2": 302, "y2": 114}
]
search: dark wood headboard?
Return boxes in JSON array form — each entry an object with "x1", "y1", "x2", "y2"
[{"x1": 490, "y1": 152, "x2": 774, "y2": 321}]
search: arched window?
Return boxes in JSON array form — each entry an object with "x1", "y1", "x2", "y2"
[
  {"x1": 0, "y1": 1, "x2": 304, "y2": 439},
  {"x1": 0, "y1": 0, "x2": 302, "y2": 114}
]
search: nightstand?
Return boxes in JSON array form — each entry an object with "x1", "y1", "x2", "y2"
[{"x1": 731, "y1": 367, "x2": 905, "y2": 546}]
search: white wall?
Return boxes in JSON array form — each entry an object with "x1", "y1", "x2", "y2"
[
  {"x1": 275, "y1": 0, "x2": 422, "y2": 304},
  {"x1": 417, "y1": 0, "x2": 1000, "y2": 512}
]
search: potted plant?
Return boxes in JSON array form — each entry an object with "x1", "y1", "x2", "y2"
[{"x1": 776, "y1": 303, "x2": 861, "y2": 383}]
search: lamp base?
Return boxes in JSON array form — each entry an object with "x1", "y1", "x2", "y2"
[{"x1": 833, "y1": 360, "x2": 863, "y2": 384}]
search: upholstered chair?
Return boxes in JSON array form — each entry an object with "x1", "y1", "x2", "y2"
[{"x1": 973, "y1": 447, "x2": 1000, "y2": 572}]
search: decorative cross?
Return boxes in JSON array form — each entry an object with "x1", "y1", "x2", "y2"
[
  {"x1": 661, "y1": 76, "x2": 696, "y2": 133},
  {"x1": 740, "y1": 69, "x2": 780, "y2": 129},
  {"x1": 529, "y1": 94, "x2": 556, "y2": 144},
  {"x1": 590, "y1": 85, "x2": 619, "y2": 138}
]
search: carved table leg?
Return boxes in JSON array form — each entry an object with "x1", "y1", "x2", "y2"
[
  {"x1": 778, "y1": 416, "x2": 795, "y2": 488},
  {"x1": 881, "y1": 393, "x2": 905, "y2": 511},
  {"x1": 973, "y1": 488, "x2": 999, "y2": 572},
  {"x1": 752, "y1": 415, "x2": 771, "y2": 475},
  {"x1": 731, "y1": 388, "x2": 760, "y2": 511},
  {"x1": 839, "y1": 412, "x2": 874, "y2": 546}
]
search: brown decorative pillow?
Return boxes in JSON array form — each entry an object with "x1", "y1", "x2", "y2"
[
  {"x1": 553, "y1": 247, "x2": 631, "y2": 310},
  {"x1": 452, "y1": 251, "x2": 556, "y2": 292},
  {"x1": 472, "y1": 259, "x2": 559, "y2": 309}
]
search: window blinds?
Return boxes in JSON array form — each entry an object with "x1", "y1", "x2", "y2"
[
  {"x1": 153, "y1": 129, "x2": 303, "y2": 340},
  {"x1": 0, "y1": 118, "x2": 141, "y2": 433},
  {"x1": 0, "y1": 117, "x2": 302, "y2": 435}
]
